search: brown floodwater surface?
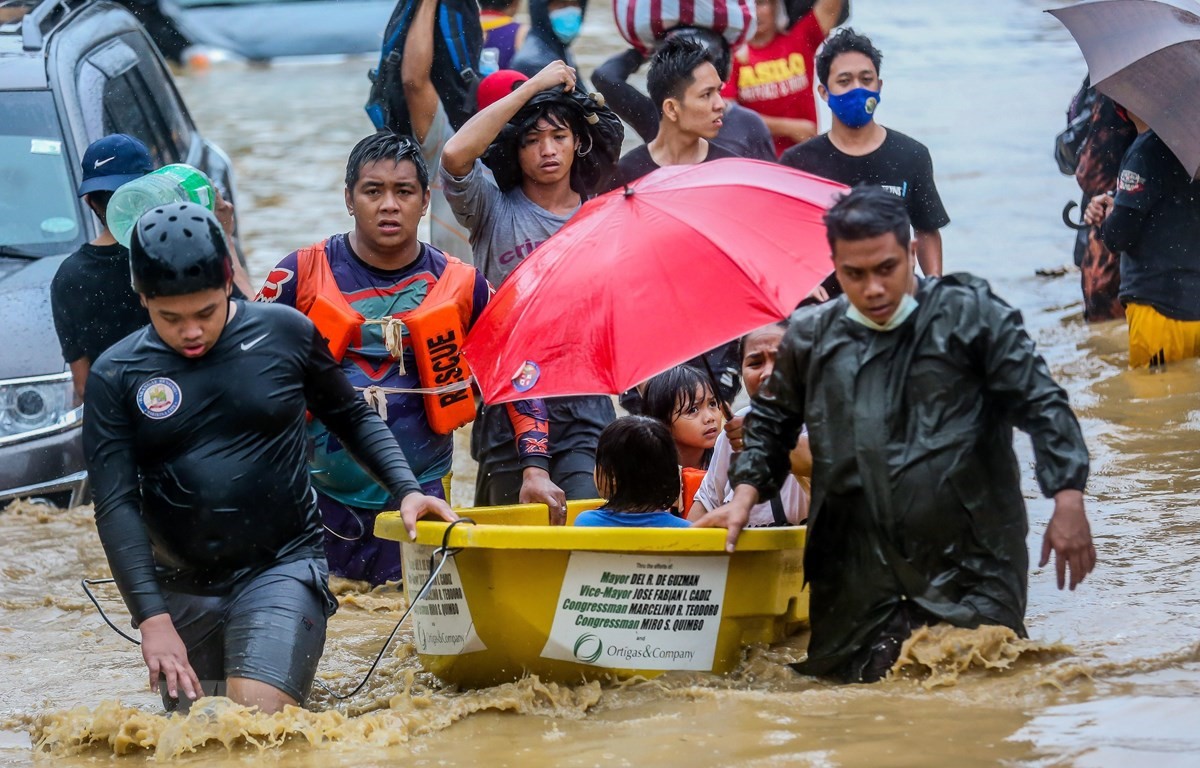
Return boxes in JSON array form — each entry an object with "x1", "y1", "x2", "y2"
[{"x1": 3, "y1": 0, "x2": 1200, "y2": 764}]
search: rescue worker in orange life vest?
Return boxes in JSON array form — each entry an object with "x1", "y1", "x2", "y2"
[{"x1": 257, "y1": 132, "x2": 559, "y2": 586}]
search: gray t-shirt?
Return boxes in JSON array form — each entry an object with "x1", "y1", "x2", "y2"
[
  {"x1": 420, "y1": 103, "x2": 474, "y2": 262},
  {"x1": 441, "y1": 159, "x2": 580, "y2": 285}
]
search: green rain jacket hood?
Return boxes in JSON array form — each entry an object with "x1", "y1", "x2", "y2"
[{"x1": 731, "y1": 274, "x2": 1089, "y2": 681}]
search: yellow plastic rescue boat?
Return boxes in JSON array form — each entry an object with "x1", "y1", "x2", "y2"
[{"x1": 374, "y1": 500, "x2": 808, "y2": 688}]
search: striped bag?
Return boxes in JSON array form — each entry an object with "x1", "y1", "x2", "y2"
[{"x1": 612, "y1": 0, "x2": 758, "y2": 55}]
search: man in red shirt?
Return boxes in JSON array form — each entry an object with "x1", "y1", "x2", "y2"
[{"x1": 722, "y1": 0, "x2": 845, "y2": 156}]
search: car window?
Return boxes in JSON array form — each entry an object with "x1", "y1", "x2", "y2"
[
  {"x1": 102, "y1": 69, "x2": 179, "y2": 164},
  {"x1": 0, "y1": 92, "x2": 83, "y2": 257},
  {"x1": 75, "y1": 37, "x2": 185, "y2": 166},
  {"x1": 120, "y1": 33, "x2": 194, "y2": 158}
]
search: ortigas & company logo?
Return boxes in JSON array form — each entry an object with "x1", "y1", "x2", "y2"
[{"x1": 572, "y1": 633, "x2": 603, "y2": 663}]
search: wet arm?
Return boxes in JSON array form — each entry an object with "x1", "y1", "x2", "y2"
[
  {"x1": 401, "y1": 0, "x2": 439, "y2": 143},
  {"x1": 592, "y1": 49, "x2": 659, "y2": 143},
  {"x1": 68, "y1": 358, "x2": 89, "y2": 404},
  {"x1": 442, "y1": 61, "x2": 576, "y2": 176},
  {"x1": 82, "y1": 371, "x2": 168, "y2": 624},
  {"x1": 914, "y1": 229, "x2": 943, "y2": 277},
  {"x1": 730, "y1": 324, "x2": 810, "y2": 500},
  {"x1": 790, "y1": 431, "x2": 813, "y2": 495},
  {"x1": 213, "y1": 188, "x2": 253, "y2": 298},
  {"x1": 812, "y1": 0, "x2": 848, "y2": 33},
  {"x1": 302, "y1": 329, "x2": 423, "y2": 502}
]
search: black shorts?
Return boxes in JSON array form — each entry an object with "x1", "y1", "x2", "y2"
[{"x1": 162, "y1": 558, "x2": 337, "y2": 705}]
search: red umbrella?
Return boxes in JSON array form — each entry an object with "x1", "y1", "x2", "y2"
[{"x1": 462, "y1": 158, "x2": 848, "y2": 404}]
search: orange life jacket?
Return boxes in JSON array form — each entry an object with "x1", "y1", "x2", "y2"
[
  {"x1": 681, "y1": 467, "x2": 707, "y2": 519},
  {"x1": 294, "y1": 240, "x2": 478, "y2": 434}
]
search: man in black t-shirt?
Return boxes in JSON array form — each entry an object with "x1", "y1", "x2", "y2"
[
  {"x1": 51, "y1": 134, "x2": 154, "y2": 401},
  {"x1": 780, "y1": 29, "x2": 949, "y2": 292},
  {"x1": 613, "y1": 35, "x2": 738, "y2": 188},
  {"x1": 52, "y1": 135, "x2": 250, "y2": 402}
]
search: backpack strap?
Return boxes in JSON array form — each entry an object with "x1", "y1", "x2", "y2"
[{"x1": 770, "y1": 496, "x2": 789, "y2": 527}]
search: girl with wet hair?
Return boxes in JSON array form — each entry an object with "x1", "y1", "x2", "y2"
[
  {"x1": 641, "y1": 365, "x2": 722, "y2": 471},
  {"x1": 573, "y1": 416, "x2": 691, "y2": 528}
]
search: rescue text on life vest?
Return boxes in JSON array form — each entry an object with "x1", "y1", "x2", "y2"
[{"x1": 293, "y1": 240, "x2": 477, "y2": 434}]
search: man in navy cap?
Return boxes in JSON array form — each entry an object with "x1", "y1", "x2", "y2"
[
  {"x1": 51, "y1": 135, "x2": 242, "y2": 401},
  {"x1": 51, "y1": 134, "x2": 156, "y2": 402}
]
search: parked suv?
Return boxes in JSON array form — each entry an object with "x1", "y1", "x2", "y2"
[{"x1": 0, "y1": 0, "x2": 238, "y2": 506}]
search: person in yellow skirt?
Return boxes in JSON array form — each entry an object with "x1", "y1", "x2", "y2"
[{"x1": 1123, "y1": 304, "x2": 1200, "y2": 369}]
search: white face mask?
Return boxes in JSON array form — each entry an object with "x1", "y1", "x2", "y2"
[{"x1": 846, "y1": 292, "x2": 919, "y2": 332}]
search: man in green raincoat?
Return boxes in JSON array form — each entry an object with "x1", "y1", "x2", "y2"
[{"x1": 697, "y1": 187, "x2": 1096, "y2": 683}]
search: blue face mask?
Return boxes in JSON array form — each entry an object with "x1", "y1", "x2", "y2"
[
  {"x1": 549, "y1": 6, "x2": 583, "y2": 44},
  {"x1": 827, "y1": 87, "x2": 881, "y2": 129}
]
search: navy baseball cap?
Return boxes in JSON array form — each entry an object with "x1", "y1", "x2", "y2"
[{"x1": 77, "y1": 134, "x2": 153, "y2": 196}]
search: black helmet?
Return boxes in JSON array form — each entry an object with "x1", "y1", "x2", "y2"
[{"x1": 130, "y1": 203, "x2": 232, "y2": 298}]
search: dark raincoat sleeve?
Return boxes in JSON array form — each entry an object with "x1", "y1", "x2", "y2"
[
  {"x1": 973, "y1": 286, "x2": 1089, "y2": 495},
  {"x1": 83, "y1": 364, "x2": 169, "y2": 625},
  {"x1": 301, "y1": 326, "x2": 424, "y2": 503},
  {"x1": 729, "y1": 317, "x2": 810, "y2": 500},
  {"x1": 592, "y1": 48, "x2": 658, "y2": 144}
]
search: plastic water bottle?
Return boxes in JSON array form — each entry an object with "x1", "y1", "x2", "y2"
[
  {"x1": 479, "y1": 47, "x2": 500, "y2": 77},
  {"x1": 108, "y1": 164, "x2": 216, "y2": 248}
]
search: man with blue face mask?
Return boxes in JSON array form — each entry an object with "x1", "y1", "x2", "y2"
[
  {"x1": 695, "y1": 187, "x2": 1096, "y2": 684},
  {"x1": 510, "y1": 0, "x2": 587, "y2": 80},
  {"x1": 781, "y1": 28, "x2": 949, "y2": 296}
]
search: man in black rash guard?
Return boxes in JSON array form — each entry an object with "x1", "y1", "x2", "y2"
[{"x1": 84, "y1": 203, "x2": 455, "y2": 714}]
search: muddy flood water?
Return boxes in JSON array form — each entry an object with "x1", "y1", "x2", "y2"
[{"x1": 3, "y1": 0, "x2": 1200, "y2": 765}]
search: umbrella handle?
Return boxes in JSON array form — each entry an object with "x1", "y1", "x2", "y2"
[
  {"x1": 1062, "y1": 200, "x2": 1090, "y2": 231},
  {"x1": 699, "y1": 355, "x2": 736, "y2": 422}
]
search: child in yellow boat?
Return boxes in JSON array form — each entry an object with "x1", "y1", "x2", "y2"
[
  {"x1": 690, "y1": 322, "x2": 809, "y2": 526},
  {"x1": 573, "y1": 416, "x2": 692, "y2": 529},
  {"x1": 641, "y1": 365, "x2": 722, "y2": 471}
]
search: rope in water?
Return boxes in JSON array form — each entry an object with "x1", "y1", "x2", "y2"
[
  {"x1": 316, "y1": 517, "x2": 475, "y2": 700},
  {"x1": 81, "y1": 577, "x2": 142, "y2": 645},
  {"x1": 80, "y1": 517, "x2": 477, "y2": 701}
]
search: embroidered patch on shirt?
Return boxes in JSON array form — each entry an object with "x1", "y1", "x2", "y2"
[
  {"x1": 1118, "y1": 169, "x2": 1145, "y2": 194},
  {"x1": 137, "y1": 377, "x2": 182, "y2": 419}
]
